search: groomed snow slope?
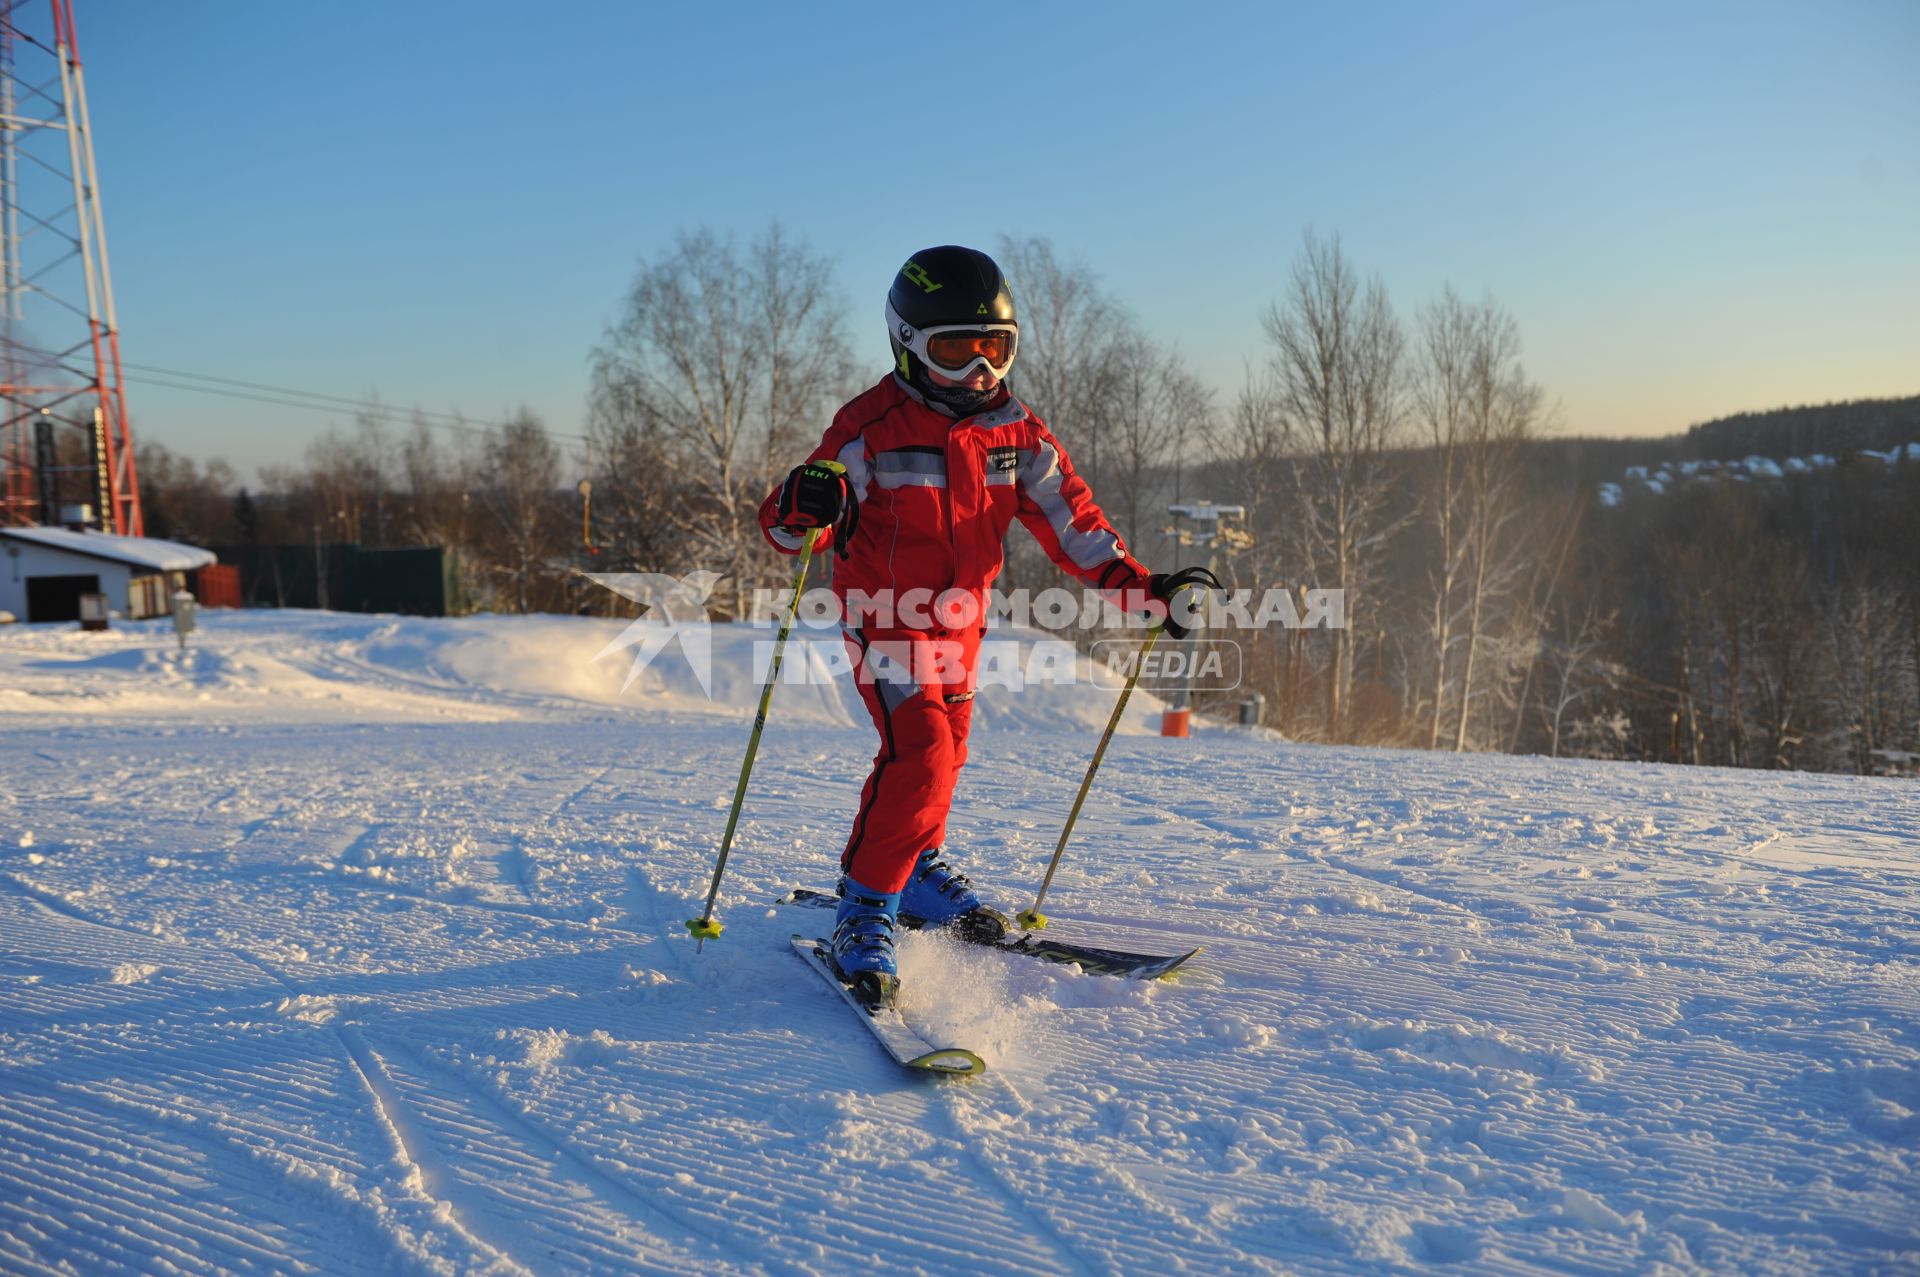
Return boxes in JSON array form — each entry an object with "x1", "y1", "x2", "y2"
[{"x1": 1, "y1": 612, "x2": 1915, "y2": 1275}]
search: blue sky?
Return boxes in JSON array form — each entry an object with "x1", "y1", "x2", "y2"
[{"x1": 66, "y1": 0, "x2": 1920, "y2": 475}]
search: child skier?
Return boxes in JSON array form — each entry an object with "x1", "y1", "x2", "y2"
[{"x1": 761, "y1": 245, "x2": 1204, "y2": 1008}]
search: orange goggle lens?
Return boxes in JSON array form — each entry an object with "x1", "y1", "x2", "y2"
[{"x1": 924, "y1": 330, "x2": 1015, "y2": 370}]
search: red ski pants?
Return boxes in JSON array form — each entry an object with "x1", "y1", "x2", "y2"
[{"x1": 840, "y1": 626, "x2": 980, "y2": 894}]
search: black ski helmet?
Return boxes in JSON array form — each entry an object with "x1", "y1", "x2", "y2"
[{"x1": 885, "y1": 246, "x2": 1018, "y2": 412}]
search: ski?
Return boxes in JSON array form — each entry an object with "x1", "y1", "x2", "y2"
[
  {"x1": 779, "y1": 888, "x2": 1201, "y2": 980},
  {"x1": 789, "y1": 935, "x2": 985, "y2": 1077}
]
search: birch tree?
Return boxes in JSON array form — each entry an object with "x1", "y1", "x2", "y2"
[
  {"x1": 591, "y1": 224, "x2": 854, "y2": 617},
  {"x1": 1262, "y1": 231, "x2": 1407, "y2": 739},
  {"x1": 1412, "y1": 289, "x2": 1475, "y2": 748},
  {"x1": 1448, "y1": 298, "x2": 1545, "y2": 750}
]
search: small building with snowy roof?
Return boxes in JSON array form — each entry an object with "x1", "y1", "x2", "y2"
[{"x1": 0, "y1": 526, "x2": 216, "y2": 623}]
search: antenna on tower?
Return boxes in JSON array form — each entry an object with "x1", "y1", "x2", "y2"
[{"x1": 0, "y1": 0, "x2": 141, "y2": 535}]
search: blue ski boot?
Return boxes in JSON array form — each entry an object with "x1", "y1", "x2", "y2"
[
  {"x1": 832, "y1": 876, "x2": 902, "y2": 1009},
  {"x1": 899, "y1": 848, "x2": 1011, "y2": 944}
]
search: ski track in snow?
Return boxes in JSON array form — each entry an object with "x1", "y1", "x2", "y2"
[{"x1": 1, "y1": 612, "x2": 1917, "y2": 1275}]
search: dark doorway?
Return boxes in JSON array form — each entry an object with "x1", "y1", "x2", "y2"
[{"x1": 26, "y1": 574, "x2": 101, "y2": 622}]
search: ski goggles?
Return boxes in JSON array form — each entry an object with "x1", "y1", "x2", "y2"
[{"x1": 887, "y1": 299, "x2": 1019, "y2": 379}]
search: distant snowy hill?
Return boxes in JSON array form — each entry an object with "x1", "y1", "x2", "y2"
[
  {"x1": 2, "y1": 611, "x2": 1915, "y2": 1275},
  {"x1": 1599, "y1": 442, "x2": 1920, "y2": 506}
]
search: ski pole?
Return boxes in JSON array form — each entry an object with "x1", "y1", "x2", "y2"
[
  {"x1": 685, "y1": 519, "x2": 827, "y2": 950},
  {"x1": 1015, "y1": 618, "x2": 1164, "y2": 932},
  {"x1": 1017, "y1": 573, "x2": 1218, "y2": 932}
]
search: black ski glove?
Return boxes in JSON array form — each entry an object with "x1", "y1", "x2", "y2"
[
  {"x1": 776, "y1": 461, "x2": 860, "y2": 558},
  {"x1": 1147, "y1": 566, "x2": 1223, "y2": 639}
]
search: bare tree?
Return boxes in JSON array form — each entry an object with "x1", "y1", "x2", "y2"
[
  {"x1": 1092, "y1": 325, "x2": 1210, "y2": 552},
  {"x1": 1262, "y1": 230, "x2": 1408, "y2": 739},
  {"x1": 582, "y1": 392, "x2": 679, "y2": 576},
  {"x1": 354, "y1": 413, "x2": 394, "y2": 546},
  {"x1": 1411, "y1": 288, "x2": 1476, "y2": 747},
  {"x1": 590, "y1": 223, "x2": 854, "y2": 617},
  {"x1": 475, "y1": 409, "x2": 560, "y2": 614},
  {"x1": 995, "y1": 235, "x2": 1124, "y2": 492},
  {"x1": 1446, "y1": 296, "x2": 1545, "y2": 750},
  {"x1": 1539, "y1": 599, "x2": 1618, "y2": 757},
  {"x1": 1503, "y1": 496, "x2": 1586, "y2": 752},
  {"x1": 400, "y1": 413, "x2": 479, "y2": 549},
  {"x1": 1824, "y1": 578, "x2": 1906, "y2": 774},
  {"x1": 133, "y1": 441, "x2": 239, "y2": 547},
  {"x1": 753, "y1": 225, "x2": 857, "y2": 498},
  {"x1": 302, "y1": 430, "x2": 365, "y2": 545},
  {"x1": 1206, "y1": 366, "x2": 1311, "y2": 731}
]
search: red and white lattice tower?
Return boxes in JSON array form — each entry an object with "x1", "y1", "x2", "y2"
[{"x1": 0, "y1": 0, "x2": 140, "y2": 534}]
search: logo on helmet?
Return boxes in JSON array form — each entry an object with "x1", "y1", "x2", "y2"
[
  {"x1": 898, "y1": 322, "x2": 914, "y2": 344},
  {"x1": 900, "y1": 260, "x2": 943, "y2": 294}
]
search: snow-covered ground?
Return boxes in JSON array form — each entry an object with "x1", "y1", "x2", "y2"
[{"x1": 2, "y1": 611, "x2": 1915, "y2": 1275}]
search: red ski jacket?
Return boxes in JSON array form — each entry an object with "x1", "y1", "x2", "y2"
[{"x1": 759, "y1": 374, "x2": 1148, "y2": 629}]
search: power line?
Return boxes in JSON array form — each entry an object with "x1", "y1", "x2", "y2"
[
  {"x1": 118, "y1": 360, "x2": 591, "y2": 444},
  {"x1": 124, "y1": 372, "x2": 593, "y2": 444},
  {"x1": 122, "y1": 373, "x2": 503, "y2": 437},
  {"x1": 121, "y1": 360, "x2": 552, "y2": 432},
  {"x1": 3, "y1": 340, "x2": 591, "y2": 443}
]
